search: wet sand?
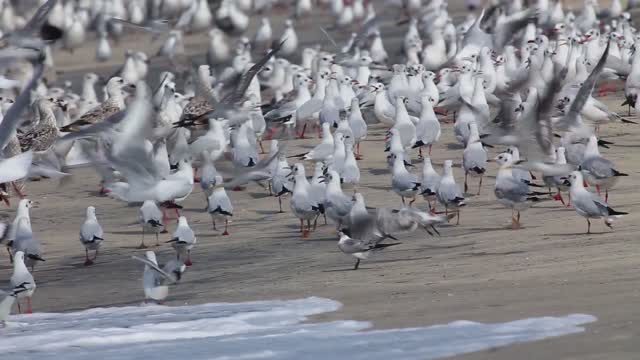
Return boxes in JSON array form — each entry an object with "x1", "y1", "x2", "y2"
[{"x1": 2, "y1": 1, "x2": 640, "y2": 359}]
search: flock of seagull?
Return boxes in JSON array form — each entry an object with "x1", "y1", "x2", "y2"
[{"x1": 0, "y1": 0, "x2": 638, "y2": 325}]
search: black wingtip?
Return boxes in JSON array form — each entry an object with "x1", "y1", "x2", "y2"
[
  {"x1": 607, "y1": 207, "x2": 628, "y2": 216},
  {"x1": 41, "y1": 23, "x2": 63, "y2": 41},
  {"x1": 612, "y1": 169, "x2": 629, "y2": 176}
]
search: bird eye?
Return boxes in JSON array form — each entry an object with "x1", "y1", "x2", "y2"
[{"x1": 119, "y1": 79, "x2": 124, "y2": 83}]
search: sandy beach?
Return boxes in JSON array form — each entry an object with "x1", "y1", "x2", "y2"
[{"x1": 1, "y1": 0, "x2": 640, "y2": 359}]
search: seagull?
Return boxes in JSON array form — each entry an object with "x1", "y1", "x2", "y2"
[
  {"x1": 543, "y1": 146, "x2": 571, "y2": 206},
  {"x1": 132, "y1": 251, "x2": 181, "y2": 304},
  {"x1": 323, "y1": 170, "x2": 353, "y2": 227},
  {"x1": 579, "y1": 136, "x2": 628, "y2": 202},
  {"x1": 436, "y1": 160, "x2": 465, "y2": 225},
  {"x1": 10, "y1": 251, "x2": 36, "y2": 314},
  {"x1": 337, "y1": 231, "x2": 400, "y2": 270},
  {"x1": 79, "y1": 206, "x2": 104, "y2": 266},
  {"x1": 6, "y1": 198, "x2": 33, "y2": 252},
  {"x1": 462, "y1": 122, "x2": 487, "y2": 195},
  {"x1": 167, "y1": 216, "x2": 196, "y2": 266},
  {"x1": 494, "y1": 152, "x2": 545, "y2": 230},
  {"x1": 290, "y1": 163, "x2": 323, "y2": 237},
  {"x1": 420, "y1": 157, "x2": 441, "y2": 212},
  {"x1": 207, "y1": 176, "x2": 233, "y2": 235},
  {"x1": 138, "y1": 200, "x2": 164, "y2": 248},
  {"x1": 347, "y1": 97, "x2": 367, "y2": 159},
  {"x1": 60, "y1": 77, "x2": 133, "y2": 133},
  {"x1": 291, "y1": 122, "x2": 334, "y2": 162},
  {"x1": 412, "y1": 94, "x2": 441, "y2": 157},
  {"x1": 565, "y1": 171, "x2": 628, "y2": 234},
  {"x1": 0, "y1": 283, "x2": 29, "y2": 326},
  {"x1": 390, "y1": 153, "x2": 421, "y2": 205},
  {"x1": 10, "y1": 217, "x2": 45, "y2": 271}
]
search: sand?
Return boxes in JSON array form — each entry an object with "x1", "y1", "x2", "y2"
[{"x1": 1, "y1": 1, "x2": 640, "y2": 359}]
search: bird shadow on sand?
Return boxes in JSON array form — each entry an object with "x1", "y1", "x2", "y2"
[
  {"x1": 248, "y1": 192, "x2": 272, "y2": 199},
  {"x1": 460, "y1": 250, "x2": 527, "y2": 257},
  {"x1": 323, "y1": 267, "x2": 360, "y2": 272},
  {"x1": 254, "y1": 209, "x2": 286, "y2": 215},
  {"x1": 447, "y1": 143, "x2": 464, "y2": 150},
  {"x1": 368, "y1": 168, "x2": 390, "y2": 176},
  {"x1": 110, "y1": 230, "x2": 144, "y2": 235},
  {"x1": 302, "y1": 236, "x2": 337, "y2": 242},
  {"x1": 374, "y1": 255, "x2": 435, "y2": 264},
  {"x1": 462, "y1": 226, "x2": 520, "y2": 233},
  {"x1": 544, "y1": 231, "x2": 602, "y2": 237},
  {"x1": 421, "y1": 242, "x2": 476, "y2": 249}
]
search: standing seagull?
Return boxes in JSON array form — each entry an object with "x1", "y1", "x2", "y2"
[
  {"x1": 420, "y1": 157, "x2": 441, "y2": 212},
  {"x1": 566, "y1": 171, "x2": 628, "y2": 234},
  {"x1": 323, "y1": 170, "x2": 353, "y2": 228},
  {"x1": 167, "y1": 216, "x2": 197, "y2": 266},
  {"x1": 494, "y1": 153, "x2": 543, "y2": 230},
  {"x1": 138, "y1": 200, "x2": 164, "y2": 248},
  {"x1": 10, "y1": 251, "x2": 35, "y2": 314},
  {"x1": 580, "y1": 136, "x2": 628, "y2": 202},
  {"x1": 462, "y1": 122, "x2": 487, "y2": 195},
  {"x1": 390, "y1": 153, "x2": 421, "y2": 205},
  {"x1": 207, "y1": 176, "x2": 233, "y2": 235},
  {"x1": 290, "y1": 163, "x2": 323, "y2": 237},
  {"x1": 436, "y1": 160, "x2": 466, "y2": 225},
  {"x1": 337, "y1": 231, "x2": 400, "y2": 270},
  {"x1": 79, "y1": 206, "x2": 104, "y2": 266}
]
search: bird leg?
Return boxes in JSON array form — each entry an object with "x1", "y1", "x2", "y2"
[
  {"x1": 553, "y1": 190, "x2": 565, "y2": 205},
  {"x1": 605, "y1": 189, "x2": 609, "y2": 202},
  {"x1": 160, "y1": 208, "x2": 169, "y2": 233},
  {"x1": 297, "y1": 123, "x2": 307, "y2": 139},
  {"x1": 278, "y1": 196, "x2": 283, "y2": 213},
  {"x1": 155, "y1": 232, "x2": 160, "y2": 247},
  {"x1": 409, "y1": 197, "x2": 416, "y2": 207},
  {"x1": 418, "y1": 147, "x2": 423, "y2": 159},
  {"x1": 84, "y1": 248, "x2": 94, "y2": 266},
  {"x1": 11, "y1": 182, "x2": 24, "y2": 198},
  {"x1": 16, "y1": 300, "x2": 21, "y2": 314},
  {"x1": 428, "y1": 144, "x2": 433, "y2": 156},
  {"x1": 567, "y1": 193, "x2": 572, "y2": 208},
  {"x1": 587, "y1": 219, "x2": 591, "y2": 234},
  {"x1": 300, "y1": 219, "x2": 304, "y2": 233},
  {"x1": 456, "y1": 210, "x2": 460, "y2": 225},
  {"x1": 355, "y1": 142, "x2": 363, "y2": 160},
  {"x1": 353, "y1": 258, "x2": 360, "y2": 270},
  {"x1": 323, "y1": 213, "x2": 327, "y2": 225},
  {"x1": 595, "y1": 184, "x2": 601, "y2": 196},
  {"x1": 259, "y1": 140, "x2": 265, "y2": 154},
  {"x1": 464, "y1": 172, "x2": 468, "y2": 193},
  {"x1": 26, "y1": 297, "x2": 32, "y2": 314},
  {"x1": 445, "y1": 206, "x2": 449, "y2": 219},
  {"x1": 401, "y1": 196, "x2": 405, "y2": 205},
  {"x1": 477, "y1": 176, "x2": 483, "y2": 196},
  {"x1": 137, "y1": 236, "x2": 147, "y2": 249},
  {"x1": 212, "y1": 218, "x2": 217, "y2": 230},
  {"x1": 185, "y1": 250, "x2": 193, "y2": 266},
  {"x1": 222, "y1": 219, "x2": 230, "y2": 236}
]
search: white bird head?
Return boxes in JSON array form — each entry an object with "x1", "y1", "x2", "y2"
[{"x1": 86, "y1": 206, "x2": 96, "y2": 217}]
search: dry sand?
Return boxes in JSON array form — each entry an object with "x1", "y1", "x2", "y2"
[{"x1": 2, "y1": 1, "x2": 640, "y2": 359}]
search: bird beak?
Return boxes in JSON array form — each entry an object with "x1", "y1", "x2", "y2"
[{"x1": 318, "y1": 176, "x2": 326, "y2": 183}]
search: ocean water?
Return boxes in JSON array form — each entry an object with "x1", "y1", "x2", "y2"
[{"x1": 0, "y1": 297, "x2": 595, "y2": 359}]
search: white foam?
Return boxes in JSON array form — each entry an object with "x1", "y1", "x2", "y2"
[{"x1": 0, "y1": 297, "x2": 596, "y2": 360}]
